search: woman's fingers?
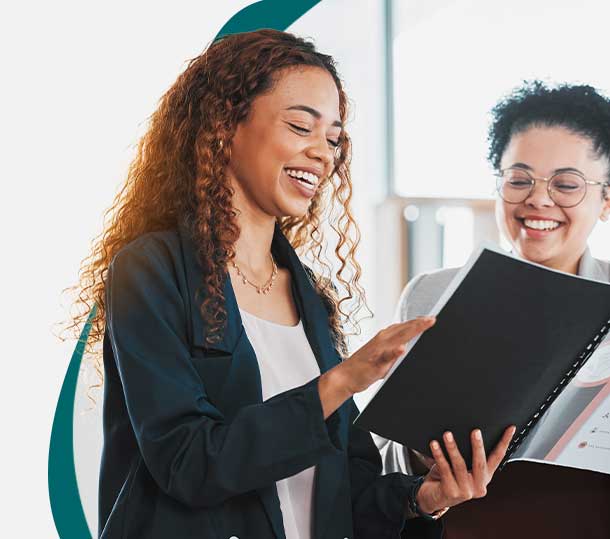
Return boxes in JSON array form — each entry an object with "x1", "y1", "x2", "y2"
[
  {"x1": 429, "y1": 439, "x2": 459, "y2": 496},
  {"x1": 442, "y1": 432, "x2": 471, "y2": 495},
  {"x1": 375, "y1": 317, "x2": 435, "y2": 367},
  {"x1": 392, "y1": 344, "x2": 406, "y2": 359},
  {"x1": 430, "y1": 440, "x2": 457, "y2": 488},
  {"x1": 470, "y1": 429, "x2": 488, "y2": 497},
  {"x1": 394, "y1": 316, "x2": 435, "y2": 343},
  {"x1": 340, "y1": 316, "x2": 436, "y2": 395},
  {"x1": 424, "y1": 426, "x2": 517, "y2": 511},
  {"x1": 486, "y1": 425, "x2": 517, "y2": 472}
]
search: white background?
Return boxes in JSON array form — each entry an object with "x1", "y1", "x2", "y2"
[{"x1": 1, "y1": 2, "x2": 252, "y2": 536}]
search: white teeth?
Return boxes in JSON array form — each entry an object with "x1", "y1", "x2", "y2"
[
  {"x1": 523, "y1": 219, "x2": 561, "y2": 231},
  {"x1": 285, "y1": 168, "x2": 319, "y2": 185},
  {"x1": 297, "y1": 179, "x2": 315, "y2": 191}
]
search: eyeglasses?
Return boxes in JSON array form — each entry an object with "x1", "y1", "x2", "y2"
[{"x1": 495, "y1": 167, "x2": 609, "y2": 208}]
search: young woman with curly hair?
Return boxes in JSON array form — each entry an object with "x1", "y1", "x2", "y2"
[{"x1": 70, "y1": 29, "x2": 514, "y2": 539}]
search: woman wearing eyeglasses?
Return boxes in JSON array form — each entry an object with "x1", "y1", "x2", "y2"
[{"x1": 379, "y1": 81, "x2": 610, "y2": 539}]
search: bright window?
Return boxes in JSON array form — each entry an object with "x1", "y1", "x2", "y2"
[{"x1": 392, "y1": 0, "x2": 610, "y2": 260}]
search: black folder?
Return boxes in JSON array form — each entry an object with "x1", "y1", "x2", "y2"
[{"x1": 354, "y1": 245, "x2": 610, "y2": 466}]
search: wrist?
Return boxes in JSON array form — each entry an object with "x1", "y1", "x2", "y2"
[
  {"x1": 318, "y1": 366, "x2": 353, "y2": 419},
  {"x1": 414, "y1": 478, "x2": 436, "y2": 514},
  {"x1": 409, "y1": 476, "x2": 449, "y2": 521},
  {"x1": 326, "y1": 363, "x2": 355, "y2": 400}
]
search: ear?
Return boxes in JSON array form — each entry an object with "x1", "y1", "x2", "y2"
[{"x1": 600, "y1": 190, "x2": 610, "y2": 222}]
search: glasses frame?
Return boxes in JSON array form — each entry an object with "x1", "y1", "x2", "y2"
[{"x1": 495, "y1": 167, "x2": 609, "y2": 208}]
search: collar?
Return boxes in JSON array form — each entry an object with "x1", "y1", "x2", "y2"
[
  {"x1": 177, "y1": 222, "x2": 241, "y2": 353},
  {"x1": 177, "y1": 222, "x2": 339, "y2": 375},
  {"x1": 577, "y1": 247, "x2": 608, "y2": 282},
  {"x1": 508, "y1": 245, "x2": 608, "y2": 282}
]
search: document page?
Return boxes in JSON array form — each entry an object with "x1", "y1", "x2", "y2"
[{"x1": 510, "y1": 335, "x2": 610, "y2": 474}]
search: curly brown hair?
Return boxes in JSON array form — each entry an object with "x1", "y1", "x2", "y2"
[{"x1": 66, "y1": 29, "x2": 370, "y2": 377}]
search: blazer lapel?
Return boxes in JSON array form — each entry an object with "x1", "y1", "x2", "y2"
[
  {"x1": 178, "y1": 225, "x2": 285, "y2": 537},
  {"x1": 271, "y1": 228, "x2": 338, "y2": 374},
  {"x1": 272, "y1": 226, "x2": 347, "y2": 539},
  {"x1": 178, "y1": 225, "x2": 265, "y2": 416},
  {"x1": 178, "y1": 224, "x2": 239, "y2": 354}
]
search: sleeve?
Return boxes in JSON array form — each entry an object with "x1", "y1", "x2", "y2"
[
  {"x1": 105, "y1": 241, "x2": 342, "y2": 508},
  {"x1": 393, "y1": 273, "x2": 428, "y2": 323},
  {"x1": 347, "y1": 401, "x2": 442, "y2": 539}
]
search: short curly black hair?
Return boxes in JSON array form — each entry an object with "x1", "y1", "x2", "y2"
[{"x1": 487, "y1": 81, "x2": 610, "y2": 184}]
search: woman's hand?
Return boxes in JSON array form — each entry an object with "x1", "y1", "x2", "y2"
[
  {"x1": 341, "y1": 316, "x2": 436, "y2": 394},
  {"x1": 415, "y1": 426, "x2": 517, "y2": 515},
  {"x1": 318, "y1": 317, "x2": 435, "y2": 418}
]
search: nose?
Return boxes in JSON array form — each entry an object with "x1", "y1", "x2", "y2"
[
  {"x1": 524, "y1": 178, "x2": 555, "y2": 208},
  {"x1": 305, "y1": 133, "x2": 334, "y2": 173}
]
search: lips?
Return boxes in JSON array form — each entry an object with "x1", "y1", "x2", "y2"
[
  {"x1": 285, "y1": 167, "x2": 320, "y2": 185},
  {"x1": 517, "y1": 216, "x2": 564, "y2": 239},
  {"x1": 284, "y1": 167, "x2": 320, "y2": 198},
  {"x1": 522, "y1": 218, "x2": 561, "y2": 231}
]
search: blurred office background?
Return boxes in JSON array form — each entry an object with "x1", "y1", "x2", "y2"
[
  {"x1": 294, "y1": 0, "x2": 610, "y2": 334},
  {"x1": 58, "y1": 0, "x2": 610, "y2": 534}
]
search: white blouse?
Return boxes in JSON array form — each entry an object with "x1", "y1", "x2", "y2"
[{"x1": 239, "y1": 308, "x2": 321, "y2": 539}]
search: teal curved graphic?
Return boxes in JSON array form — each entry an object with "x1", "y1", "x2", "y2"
[
  {"x1": 48, "y1": 1, "x2": 322, "y2": 537},
  {"x1": 216, "y1": 0, "x2": 321, "y2": 39},
  {"x1": 48, "y1": 306, "x2": 97, "y2": 538}
]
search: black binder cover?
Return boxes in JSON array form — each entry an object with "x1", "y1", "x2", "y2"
[{"x1": 354, "y1": 247, "x2": 610, "y2": 466}]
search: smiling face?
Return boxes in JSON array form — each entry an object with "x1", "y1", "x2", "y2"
[
  {"x1": 226, "y1": 66, "x2": 341, "y2": 221},
  {"x1": 496, "y1": 126, "x2": 610, "y2": 273}
]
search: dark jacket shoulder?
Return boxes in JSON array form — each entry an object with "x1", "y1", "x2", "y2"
[{"x1": 111, "y1": 229, "x2": 182, "y2": 265}]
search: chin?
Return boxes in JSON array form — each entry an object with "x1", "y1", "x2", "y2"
[
  {"x1": 519, "y1": 248, "x2": 550, "y2": 264},
  {"x1": 278, "y1": 200, "x2": 312, "y2": 219},
  {"x1": 517, "y1": 242, "x2": 564, "y2": 266}
]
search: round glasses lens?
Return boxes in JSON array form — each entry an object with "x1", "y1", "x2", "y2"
[
  {"x1": 549, "y1": 173, "x2": 586, "y2": 207},
  {"x1": 498, "y1": 170, "x2": 533, "y2": 203}
]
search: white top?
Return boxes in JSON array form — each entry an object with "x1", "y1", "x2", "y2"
[{"x1": 239, "y1": 309, "x2": 321, "y2": 539}]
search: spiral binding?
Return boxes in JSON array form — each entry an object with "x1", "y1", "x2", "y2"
[{"x1": 502, "y1": 316, "x2": 610, "y2": 466}]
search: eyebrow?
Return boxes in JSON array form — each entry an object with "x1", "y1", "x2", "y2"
[
  {"x1": 509, "y1": 162, "x2": 585, "y2": 175},
  {"x1": 285, "y1": 105, "x2": 343, "y2": 128},
  {"x1": 509, "y1": 162, "x2": 534, "y2": 171},
  {"x1": 553, "y1": 167, "x2": 586, "y2": 175}
]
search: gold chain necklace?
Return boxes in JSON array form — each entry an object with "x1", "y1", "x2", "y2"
[{"x1": 231, "y1": 253, "x2": 278, "y2": 294}]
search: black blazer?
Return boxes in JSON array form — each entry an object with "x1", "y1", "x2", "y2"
[{"x1": 99, "y1": 224, "x2": 441, "y2": 539}]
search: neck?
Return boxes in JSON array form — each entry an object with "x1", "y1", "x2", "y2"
[
  {"x1": 230, "y1": 180, "x2": 277, "y2": 272},
  {"x1": 233, "y1": 220, "x2": 276, "y2": 272}
]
